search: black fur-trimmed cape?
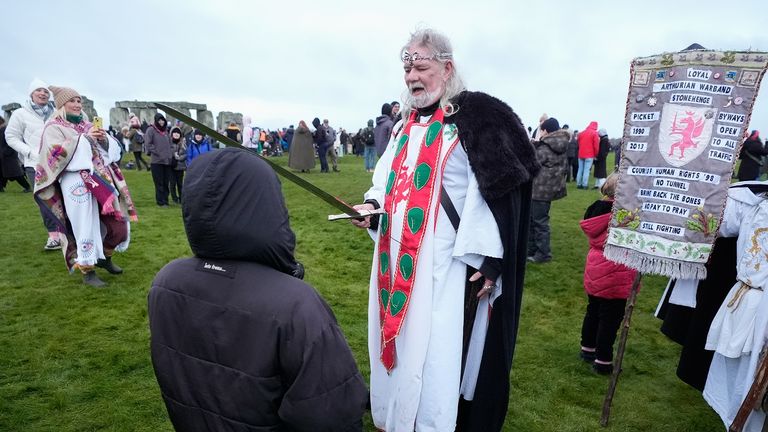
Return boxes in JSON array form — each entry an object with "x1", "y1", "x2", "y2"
[{"x1": 447, "y1": 91, "x2": 540, "y2": 431}]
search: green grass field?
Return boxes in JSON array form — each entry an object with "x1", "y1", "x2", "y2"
[{"x1": 0, "y1": 153, "x2": 723, "y2": 431}]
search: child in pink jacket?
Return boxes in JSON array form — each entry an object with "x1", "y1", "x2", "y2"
[{"x1": 579, "y1": 173, "x2": 638, "y2": 374}]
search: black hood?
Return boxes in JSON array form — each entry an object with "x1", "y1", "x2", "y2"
[
  {"x1": 182, "y1": 147, "x2": 298, "y2": 274},
  {"x1": 154, "y1": 113, "x2": 167, "y2": 129}
]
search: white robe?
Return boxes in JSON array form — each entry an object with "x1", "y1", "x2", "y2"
[
  {"x1": 704, "y1": 184, "x2": 768, "y2": 431},
  {"x1": 364, "y1": 115, "x2": 503, "y2": 431}
]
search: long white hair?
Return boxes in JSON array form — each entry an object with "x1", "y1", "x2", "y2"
[{"x1": 400, "y1": 28, "x2": 466, "y2": 119}]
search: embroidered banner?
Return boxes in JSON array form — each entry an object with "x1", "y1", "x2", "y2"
[{"x1": 605, "y1": 49, "x2": 768, "y2": 279}]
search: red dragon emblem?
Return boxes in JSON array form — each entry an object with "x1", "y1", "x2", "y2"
[{"x1": 668, "y1": 111, "x2": 705, "y2": 159}]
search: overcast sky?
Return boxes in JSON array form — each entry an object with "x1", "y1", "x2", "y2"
[{"x1": 3, "y1": 0, "x2": 767, "y2": 136}]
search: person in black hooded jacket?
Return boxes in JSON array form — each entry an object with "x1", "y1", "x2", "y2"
[
  {"x1": 148, "y1": 147, "x2": 368, "y2": 432},
  {"x1": 737, "y1": 130, "x2": 766, "y2": 181}
]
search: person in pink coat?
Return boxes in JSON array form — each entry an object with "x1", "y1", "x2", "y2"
[
  {"x1": 576, "y1": 121, "x2": 600, "y2": 189},
  {"x1": 578, "y1": 173, "x2": 638, "y2": 374}
]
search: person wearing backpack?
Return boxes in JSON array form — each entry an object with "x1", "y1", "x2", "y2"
[
  {"x1": 362, "y1": 119, "x2": 376, "y2": 172},
  {"x1": 312, "y1": 117, "x2": 332, "y2": 173},
  {"x1": 125, "y1": 113, "x2": 149, "y2": 171}
]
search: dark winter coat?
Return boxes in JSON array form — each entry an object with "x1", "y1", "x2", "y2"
[
  {"x1": 566, "y1": 136, "x2": 578, "y2": 159},
  {"x1": 0, "y1": 125, "x2": 25, "y2": 179},
  {"x1": 580, "y1": 199, "x2": 638, "y2": 299},
  {"x1": 125, "y1": 127, "x2": 144, "y2": 153},
  {"x1": 170, "y1": 128, "x2": 187, "y2": 171},
  {"x1": 737, "y1": 137, "x2": 767, "y2": 181},
  {"x1": 531, "y1": 130, "x2": 568, "y2": 201},
  {"x1": 374, "y1": 114, "x2": 393, "y2": 157},
  {"x1": 313, "y1": 124, "x2": 332, "y2": 147},
  {"x1": 145, "y1": 119, "x2": 172, "y2": 165},
  {"x1": 446, "y1": 91, "x2": 540, "y2": 431},
  {"x1": 148, "y1": 148, "x2": 367, "y2": 432},
  {"x1": 593, "y1": 135, "x2": 611, "y2": 179},
  {"x1": 283, "y1": 127, "x2": 294, "y2": 149}
]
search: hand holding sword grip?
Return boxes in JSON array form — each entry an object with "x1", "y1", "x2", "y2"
[{"x1": 349, "y1": 204, "x2": 375, "y2": 228}]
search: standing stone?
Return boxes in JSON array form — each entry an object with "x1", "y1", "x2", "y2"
[
  {"x1": 138, "y1": 108, "x2": 158, "y2": 126},
  {"x1": 2, "y1": 102, "x2": 21, "y2": 121},
  {"x1": 163, "y1": 106, "x2": 191, "y2": 128},
  {"x1": 216, "y1": 111, "x2": 243, "y2": 131},
  {"x1": 81, "y1": 96, "x2": 98, "y2": 121},
  {"x1": 110, "y1": 107, "x2": 129, "y2": 129},
  {"x1": 197, "y1": 110, "x2": 215, "y2": 130}
]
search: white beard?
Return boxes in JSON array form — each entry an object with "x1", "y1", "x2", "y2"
[
  {"x1": 405, "y1": 82, "x2": 445, "y2": 109},
  {"x1": 410, "y1": 90, "x2": 439, "y2": 108}
]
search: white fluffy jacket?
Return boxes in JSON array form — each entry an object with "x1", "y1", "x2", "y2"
[{"x1": 5, "y1": 102, "x2": 50, "y2": 168}]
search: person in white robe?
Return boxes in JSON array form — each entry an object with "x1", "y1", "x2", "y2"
[
  {"x1": 351, "y1": 29, "x2": 539, "y2": 432},
  {"x1": 704, "y1": 182, "x2": 768, "y2": 431}
]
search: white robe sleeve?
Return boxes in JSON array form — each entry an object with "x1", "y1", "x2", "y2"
[
  {"x1": 719, "y1": 195, "x2": 744, "y2": 238},
  {"x1": 452, "y1": 160, "x2": 503, "y2": 269},
  {"x1": 102, "y1": 135, "x2": 122, "y2": 164}
]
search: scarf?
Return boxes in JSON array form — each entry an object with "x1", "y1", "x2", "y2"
[
  {"x1": 80, "y1": 169, "x2": 119, "y2": 216},
  {"x1": 377, "y1": 107, "x2": 446, "y2": 370},
  {"x1": 30, "y1": 100, "x2": 54, "y2": 120},
  {"x1": 66, "y1": 113, "x2": 83, "y2": 125}
]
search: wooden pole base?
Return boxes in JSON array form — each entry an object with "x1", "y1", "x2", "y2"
[{"x1": 601, "y1": 272, "x2": 643, "y2": 427}]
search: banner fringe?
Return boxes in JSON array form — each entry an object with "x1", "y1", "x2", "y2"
[{"x1": 603, "y1": 244, "x2": 707, "y2": 280}]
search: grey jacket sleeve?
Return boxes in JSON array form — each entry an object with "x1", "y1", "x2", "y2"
[{"x1": 145, "y1": 128, "x2": 155, "y2": 155}]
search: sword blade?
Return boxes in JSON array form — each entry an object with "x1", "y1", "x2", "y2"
[{"x1": 154, "y1": 103, "x2": 360, "y2": 217}]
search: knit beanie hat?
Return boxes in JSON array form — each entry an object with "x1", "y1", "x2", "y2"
[
  {"x1": 541, "y1": 117, "x2": 560, "y2": 133},
  {"x1": 28, "y1": 78, "x2": 50, "y2": 97},
  {"x1": 598, "y1": 128, "x2": 608, "y2": 137},
  {"x1": 49, "y1": 86, "x2": 81, "y2": 109}
]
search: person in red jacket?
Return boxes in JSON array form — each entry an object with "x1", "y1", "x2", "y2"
[
  {"x1": 576, "y1": 121, "x2": 600, "y2": 189},
  {"x1": 578, "y1": 173, "x2": 638, "y2": 374}
]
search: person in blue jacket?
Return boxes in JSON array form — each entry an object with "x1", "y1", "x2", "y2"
[{"x1": 186, "y1": 129, "x2": 212, "y2": 166}]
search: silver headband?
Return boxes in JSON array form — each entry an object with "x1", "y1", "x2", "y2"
[{"x1": 401, "y1": 50, "x2": 453, "y2": 66}]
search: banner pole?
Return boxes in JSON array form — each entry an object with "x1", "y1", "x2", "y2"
[{"x1": 600, "y1": 272, "x2": 643, "y2": 427}]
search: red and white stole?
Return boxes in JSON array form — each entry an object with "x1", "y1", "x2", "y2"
[{"x1": 377, "y1": 108, "x2": 446, "y2": 371}]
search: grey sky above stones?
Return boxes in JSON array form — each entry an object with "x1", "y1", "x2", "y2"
[{"x1": 3, "y1": 0, "x2": 767, "y2": 136}]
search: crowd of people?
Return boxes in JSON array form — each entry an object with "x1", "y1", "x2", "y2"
[{"x1": 3, "y1": 27, "x2": 768, "y2": 432}]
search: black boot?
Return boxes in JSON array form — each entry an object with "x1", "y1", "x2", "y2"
[
  {"x1": 83, "y1": 271, "x2": 107, "y2": 287},
  {"x1": 96, "y1": 256, "x2": 123, "y2": 274}
]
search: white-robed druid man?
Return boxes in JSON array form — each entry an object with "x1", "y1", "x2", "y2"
[{"x1": 351, "y1": 29, "x2": 540, "y2": 431}]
